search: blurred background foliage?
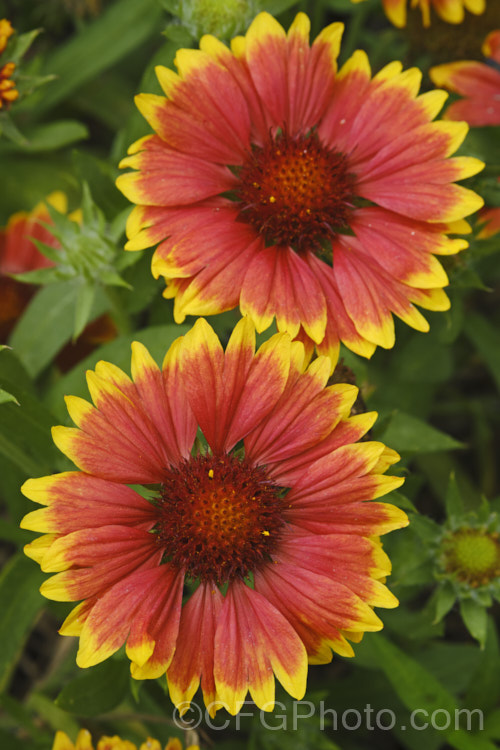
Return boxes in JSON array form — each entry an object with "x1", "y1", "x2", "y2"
[{"x1": 0, "y1": 0, "x2": 499, "y2": 748}]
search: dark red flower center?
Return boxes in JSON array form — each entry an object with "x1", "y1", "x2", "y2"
[
  {"x1": 236, "y1": 130, "x2": 355, "y2": 253},
  {"x1": 156, "y1": 453, "x2": 287, "y2": 584}
]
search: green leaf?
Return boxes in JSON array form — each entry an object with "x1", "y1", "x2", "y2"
[
  {"x1": 380, "y1": 411, "x2": 463, "y2": 453},
  {"x1": 55, "y1": 660, "x2": 130, "y2": 716},
  {"x1": 459, "y1": 598, "x2": 488, "y2": 649},
  {"x1": 0, "y1": 120, "x2": 88, "y2": 153},
  {"x1": 27, "y1": 693, "x2": 80, "y2": 738},
  {"x1": 362, "y1": 634, "x2": 491, "y2": 750},
  {"x1": 0, "y1": 387, "x2": 19, "y2": 405},
  {"x1": 445, "y1": 472, "x2": 465, "y2": 522},
  {"x1": 433, "y1": 583, "x2": 457, "y2": 624},
  {"x1": 484, "y1": 709, "x2": 500, "y2": 740},
  {"x1": 0, "y1": 555, "x2": 45, "y2": 692},
  {"x1": 74, "y1": 283, "x2": 96, "y2": 341},
  {"x1": 0, "y1": 398, "x2": 58, "y2": 476},
  {"x1": 464, "y1": 313, "x2": 500, "y2": 393},
  {"x1": 362, "y1": 634, "x2": 458, "y2": 715},
  {"x1": 9, "y1": 280, "x2": 108, "y2": 377},
  {"x1": 389, "y1": 491, "x2": 418, "y2": 512},
  {"x1": 37, "y1": 0, "x2": 163, "y2": 114},
  {"x1": 0, "y1": 112, "x2": 28, "y2": 146},
  {"x1": 464, "y1": 616, "x2": 500, "y2": 713},
  {"x1": 446, "y1": 732, "x2": 497, "y2": 750},
  {"x1": 6, "y1": 28, "x2": 42, "y2": 65}
]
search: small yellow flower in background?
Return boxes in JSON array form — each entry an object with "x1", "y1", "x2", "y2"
[
  {"x1": 52, "y1": 729, "x2": 199, "y2": 750},
  {"x1": 0, "y1": 19, "x2": 17, "y2": 109},
  {"x1": 0, "y1": 61, "x2": 18, "y2": 109},
  {"x1": 0, "y1": 18, "x2": 14, "y2": 54},
  {"x1": 351, "y1": 0, "x2": 486, "y2": 27}
]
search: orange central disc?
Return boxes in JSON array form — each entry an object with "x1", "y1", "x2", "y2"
[
  {"x1": 237, "y1": 130, "x2": 355, "y2": 253},
  {"x1": 158, "y1": 453, "x2": 287, "y2": 584}
]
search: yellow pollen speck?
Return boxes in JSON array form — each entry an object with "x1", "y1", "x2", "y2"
[
  {"x1": 208, "y1": 469, "x2": 214, "y2": 479},
  {"x1": 252, "y1": 182, "x2": 260, "y2": 188},
  {"x1": 262, "y1": 530, "x2": 270, "y2": 536},
  {"x1": 269, "y1": 196, "x2": 276, "y2": 203}
]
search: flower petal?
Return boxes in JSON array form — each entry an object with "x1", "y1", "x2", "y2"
[
  {"x1": 240, "y1": 245, "x2": 327, "y2": 343},
  {"x1": 214, "y1": 580, "x2": 307, "y2": 714},
  {"x1": 21, "y1": 472, "x2": 157, "y2": 534},
  {"x1": 255, "y1": 563, "x2": 383, "y2": 663},
  {"x1": 167, "y1": 582, "x2": 224, "y2": 716}
]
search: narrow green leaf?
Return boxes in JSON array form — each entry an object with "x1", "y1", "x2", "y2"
[
  {"x1": 9, "y1": 281, "x2": 108, "y2": 377},
  {"x1": 27, "y1": 693, "x2": 80, "y2": 738},
  {"x1": 0, "y1": 112, "x2": 28, "y2": 146},
  {"x1": 38, "y1": 0, "x2": 163, "y2": 114},
  {"x1": 11, "y1": 267, "x2": 61, "y2": 285},
  {"x1": 445, "y1": 472, "x2": 465, "y2": 522},
  {"x1": 0, "y1": 555, "x2": 45, "y2": 691},
  {"x1": 459, "y1": 599, "x2": 488, "y2": 649},
  {"x1": 55, "y1": 660, "x2": 130, "y2": 716},
  {"x1": 6, "y1": 28, "x2": 42, "y2": 64},
  {"x1": 0, "y1": 430, "x2": 50, "y2": 476},
  {"x1": 365, "y1": 633, "x2": 457, "y2": 716},
  {"x1": 2, "y1": 120, "x2": 88, "y2": 153},
  {"x1": 433, "y1": 583, "x2": 457, "y2": 624},
  {"x1": 484, "y1": 709, "x2": 500, "y2": 740},
  {"x1": 447, "y1": 731, "x2": 496, "y2": 750},
  {"x1": 380, "y1": 411, "x2": 463, "y2": 453},
  {"x1": 0, "y1": 388, "x2": 18, "y2": 405},
  {"x1": 464, "y1": 616, "x2": 500, "y2": 713},
  {"x1": 464, "y1": 313, "x2": 500, "y2": 392},
  {"x1": 74, "y1": 283, "x2": 96, "y2": 341}
]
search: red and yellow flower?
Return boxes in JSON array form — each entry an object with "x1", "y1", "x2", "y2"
[
  {"x1": 430, "y1": 30, "x2": 500, "y2": 126},
  {"x1": 53, "y1": 729, "x2": 198, "y2": 750},
  {"x1": 22, "y1": 318, "x2": 407, "y2": 715},
  {"x1": 0, "y1": 19, "x2": 18, "y2": 108},
  {"x1": 117, "y1": 12, "x2": 483, "y2": 369},
  {"x1": 477, "y1": 206, "x2": 500, "y2": 239},
  {"x1": 351, "y1": 0, "x2": 486, "y2": 27},
  {"x1": 0, "y1": 192, "x2": 66, "y2": 340}
]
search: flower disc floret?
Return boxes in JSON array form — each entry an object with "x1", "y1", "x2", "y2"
[
  {"x1": 158, "y1": 452, "x2": 286, "y2": 583},
  {"x1": 22, "y1": 317, "x2": 407, "y2": 716},
  {"x1": 237, "y1": 131, "x2": 354, "y2": 252},
  {"x1": 117, "y1": 11, "x2": 483, "y2": 368}
]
